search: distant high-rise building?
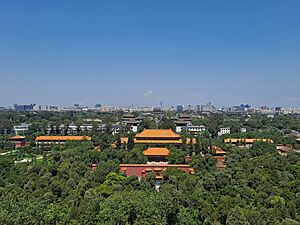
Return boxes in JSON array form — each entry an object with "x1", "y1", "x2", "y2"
[
  {"x1": 260, "y1": 106, "x2": 269, "y2": 110},
  {"x1": 275, "y1": 107, "x2": 282, "y2": 113},
  {"x1": 95, "y1": 104, "x2": 102, "y2": 108},
  {"x1": 240, "y1": 104, "x2": 251, "y2": 109},
  {"x1": 35, "y1": 105, "x2": 49, "y2": 111},
  {"x1": 228, "y1": 105, "x2": 246, "y2": 113},
  {"x1": 198, "y1": 102, "x2": 216, "y2": 113},
  {"x1": 186, "y1": 104, "x2": 193, "y2": 111},
  {"x1": 153, "y1": 107, "x2": 162, "y2": 113},
  {"x1": 177, "y1": 105, "x2": 184, "y2": 113},
  {"x1": 14, "y1": 104, "x2": 35, "y2": 111}
]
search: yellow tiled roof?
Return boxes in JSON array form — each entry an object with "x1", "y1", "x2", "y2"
[
  {"x1": 135, "y1": 129, "x2": 180, "y2": 138},
  {"x1": 143, "y1": 147, "x2": 170, "y2": 156},
  {"x1": 215, "y1": 148, "x2": 227, "y2": 154},
  {"x1": 224, "y1": 138, "x2": 273, "y2": 143},
  {"x1": 36, "y1": 136, "x2": 92, "y2": 141},
  {"x1": 208, "y1": 146, "x2": 226, "y2": 154},
  {"x1": 134, "y1": 139, "x2": 182, "y2": 144},
  {"x1": 9, "y1": 135, "x2": 26, "y2": 140}
]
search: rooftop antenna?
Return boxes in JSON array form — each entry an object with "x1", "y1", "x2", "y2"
[{"x1": 78, "y1": 90, "x2": 83, "y2": 106}]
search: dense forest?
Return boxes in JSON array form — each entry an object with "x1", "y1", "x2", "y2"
[
  {"x1": 0, "y1": 141, "x2": 299, "y2": 224},
  {"x1": 0, "y1": 111, "x2": 299, "y2": 224}
]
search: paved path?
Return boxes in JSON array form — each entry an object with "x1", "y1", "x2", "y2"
[
  {"x1": 0, "y1": 150, "x2": 17, "y2": 156},
  {"x1": 14, "y1": 155, "x2": 43, "y2": 164}
]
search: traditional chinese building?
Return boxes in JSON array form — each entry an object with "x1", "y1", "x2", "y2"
[
  {"x1": 143, "y1": 147, "x2": 169, "y2": 162},
  {"x1": 120, "y1": 164, "x2": 195, "y2": 179},
  {"x1": 276, "y1": 144, "x2": 300, "y2": 156},
  {"x1": 207, "y1": 145, "x2": 227, "y2": 170},
  {"x1": 122, "y1": 114, "x2": 141, "y2": 132},
  {"x1": 114, "y1": 129, "x2": 196, "y2": 149},
  {"x1": 36, "y1": 136, "x2": 92, "y2": 146},
  {"x1": 213, "y1": 146, "x2": 227, "y2": 170},
  {"x1": 91, "y1": 163, "x2": 98, "y2": 172},
  {"x1": 186, "y1": 137, "x2": 197, "y2": 145},
  {"x1": 175, "y1": 120, "x2": 190, "y2": 133},
  {"x1": 224, "y1": 138, "x2": 274, "y2": 148},
  {"x1": 111, "y1": 137, "x2": 129, "y2": 149},
  {"x1": 119, "y1": 130, "x2": 196, "y2": 179},
  {"x1": 9, "y1": 135, "x2": 27, "y2": 148},
  {"x1": 134, "y1": 129, "x2": 182, "y2": 147}
]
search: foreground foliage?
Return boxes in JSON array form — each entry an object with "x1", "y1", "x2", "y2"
[{"x1": 0, "y1": 141, "x2": 299, "y2": 224}]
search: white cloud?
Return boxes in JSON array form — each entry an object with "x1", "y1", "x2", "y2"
[{"x1": 144, "y1": 90, "x2": 153, "y2": 98}]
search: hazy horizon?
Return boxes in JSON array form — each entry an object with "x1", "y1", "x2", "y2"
[{"x1": 1, "y1": 1, "x2": 300, "y2": 107}]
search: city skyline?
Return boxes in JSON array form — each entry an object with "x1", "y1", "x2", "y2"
[
  {"x1": 1, "y1": 1, "x2": 300, "y2": 107},
  {"x1": 6, "y1": 102, "x2": 300, "y2": 112}
]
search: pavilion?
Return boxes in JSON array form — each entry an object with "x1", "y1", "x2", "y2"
[{"x1": 9, "y1": 135, "x2": 26, "y2": 148}]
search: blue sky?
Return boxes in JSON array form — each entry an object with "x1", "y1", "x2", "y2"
[{"x1": 1, "y1": 0, "x2": 300, "y2": 107}]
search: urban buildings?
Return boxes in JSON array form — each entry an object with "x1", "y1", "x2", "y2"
[
  {"x1": 197, "y1": 102, "x2": 216, "y2": 113},
  {"x1": 185, "y1": 125, "x2": 206, "y2": 134},
  {"x1": 176, "y1": 105, "x2": 184, "y2": 113},
  {"x1": 14, "y1": 104, "x2": 35, "y2": 111},
  {"x1": 6, "y1": 102, "x2": 300, "y2": 115},
  {"x1": 13, "y1": 123, "x2": 31, "y2": 134}
]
